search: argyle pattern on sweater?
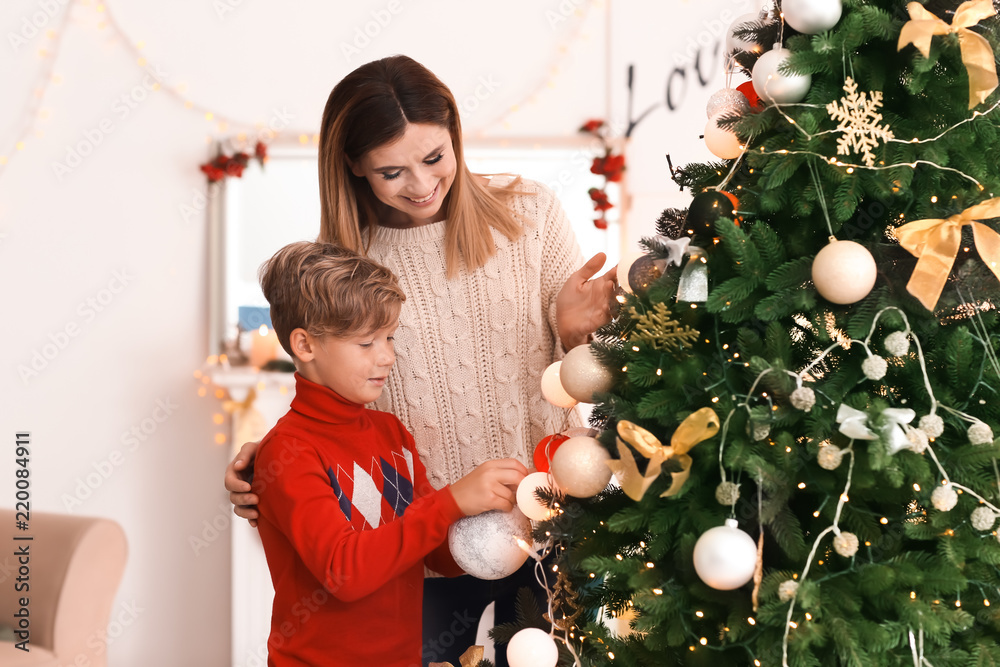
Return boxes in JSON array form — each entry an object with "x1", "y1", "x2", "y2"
[{"x1": 326, "y1": 448, "x2": 415, "y2": 530}]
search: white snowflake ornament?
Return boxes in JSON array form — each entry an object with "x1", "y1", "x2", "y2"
[
  {"x1": 826, "y1": 77, "x2": 895, "y2": 168},
  {"x1": 884, "y1": 331, "x2": 910, "y2": 357},
  {"x1": 968, "y1": 421, "x2": 994, "y2": 445},
  {"x1": 862, "y1": 354, "x2": 888, "y2": 380},
  {"x1": 971, "y1": 506, "x2": 997, "y2": 531}
]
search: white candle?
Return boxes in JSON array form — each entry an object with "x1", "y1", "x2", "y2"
[{"x1": 248, "y1": 325, "x2": 279, "y2": 368}]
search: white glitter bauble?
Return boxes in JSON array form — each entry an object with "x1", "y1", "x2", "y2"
[
  {"x1": 833, "y1": 531, "x2": 859, "y2": 557},
  {"x1": 783, "y1": 0, "x2": 843, "y2": 34},
  {"x1": 778, "y1": 579, "x2": 800, "y2": 602},
  {"x1": 715, "y1": 481, "x2": 741, "y2": 505},
  {"x1": 811, "y1": 240, "x2": 877, "y2": 304},
  {"x1": 516, "y1": 471, "x2": 560, "y2": 522},
  {"x1": 751, "y1": 47, "x2": 812, "y2": 104},
  {"x1": 705, "y1": 113, "x2": 746, "y2": 160},
  {"x1": 692, "y1": 519, "x2": 758, "y2": 590},
  {"x1": 448, "y1": 508, "x2": 531, "y2": 580},
  {"x1": 559, "y1": 344, "x2": 615, "y2": 403},
  {"x1": 906, "y1": 426, "x2": 929, "y2": 454},
  {"x1": 971, "y1": 506, "x2": 997, "y2": 531},
  {"x1": 919, "y1": 414, "x2": 944, "y2": 438},
  {"x1": 968, "y1": 421, "x2": 995, "y2": 446},
  {"x1": 550, "y1": 436, "x2": 613, "y2": 498},
  {"x1": 817, "y1": 444, "x2": 844, "y2": 470},
  {"x1": 862, "y1": 355, "x2": 888, "y2": 380},
  {"x1": 540, "y1": 361, "x2": 578, "y2": 409},
  {"x1": 790, "y1": 386, "x2": 816, "y2": 411},
  {"x1": 706, "y1": 88, "x2": 751, "y2": 118},
  {"x1": 931, "y1": 484, "x2": 959, "y2": 512},
  {"x1": 508, "y1": 628, "x2": 559, "y2": 667},
  {"x1": 884, "y1": 331, "x2": 911, "y2": 357},
  {"x1": 725, "y1": 12, "x2": 765, "y2": 54}
]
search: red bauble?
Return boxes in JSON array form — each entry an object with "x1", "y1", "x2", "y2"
[
  {"x1": 736, "y1": 81, "x2": 761, "y2": 109},
  {"x1": 533, "y1": 434, "x2": 569, "y2": 472}
]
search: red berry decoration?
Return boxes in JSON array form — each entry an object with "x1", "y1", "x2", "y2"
[{"x1": 533, "y1": 434, "x2": 569, "y2": 472}]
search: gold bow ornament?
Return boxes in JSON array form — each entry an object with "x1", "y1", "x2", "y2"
[
  {"x1": 897, "y1": 0, "x2": 998, "y2": 109},
  {"x1": 428, "y1": 645, "x2": 484, "y2": 667},
  {"x1": 894, "y1": 197, "x2": 1000, "y2": 310},
  {"x1": 606, "y1": 408, "x2": 720, "y2": 501}
]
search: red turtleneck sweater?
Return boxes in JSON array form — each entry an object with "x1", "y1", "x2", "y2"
[{"x1": 254, "y1": 373, "x2": 465, "y2": 667}]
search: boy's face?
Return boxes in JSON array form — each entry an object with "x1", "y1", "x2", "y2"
[{"x1": 301, "y1": 320, "x2": 398, "y2": 405}]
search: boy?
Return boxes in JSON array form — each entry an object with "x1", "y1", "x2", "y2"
[{"x1": 252, "y1": 241, "x2": 527, "y2": 667}]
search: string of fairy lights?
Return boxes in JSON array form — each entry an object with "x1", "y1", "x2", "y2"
[
  {"x1": 697, "y1": 305, "x2": 1000, "y2": 666},
  {"x1": 2, "y1": 0, "x2": 609, "y2": 449},
  {"x1": 1, "y1": 0, "x2": 606, "y2": 180}
]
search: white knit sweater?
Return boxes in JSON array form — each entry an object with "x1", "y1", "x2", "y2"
[{"x1": 367, "y1": 178, "x2": 584, "y2": 489}]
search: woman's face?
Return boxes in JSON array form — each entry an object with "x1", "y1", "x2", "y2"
[{"x1": 351, "y1": 122, "x2": 458, "y2": 227}]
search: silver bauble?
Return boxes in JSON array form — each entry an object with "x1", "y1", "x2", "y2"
[
  {"x1": 560, "y1": 344, "x2": 615, "y2": 403},
  {"x1": 752, "y1": 47, "x2": 812, "y2": 104},
  {"x1": 706, "y1": 88, "x2": 751, "y2": 118},
  {"x1": 783, "y1": 0, "x2": 843, "y2": 34},
  {"x1": 448, "y1": 508, "x2": 531, "y2": 580}
]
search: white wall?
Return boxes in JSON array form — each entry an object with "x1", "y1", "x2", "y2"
[{"x1": 0, "y1": 0, "x2": 737, "y2": 664}]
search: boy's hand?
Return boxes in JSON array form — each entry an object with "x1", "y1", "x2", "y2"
[
  {"x1": 225, "y1": 441, "x2": 261, "y2": 526},
  {"x1": 449, "y1": 459, "x2": 529, "y2": 516}
]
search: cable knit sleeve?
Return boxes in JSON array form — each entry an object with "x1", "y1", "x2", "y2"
[{"x1": 531, "y1": 181, "x2": 585, "y2": 360}]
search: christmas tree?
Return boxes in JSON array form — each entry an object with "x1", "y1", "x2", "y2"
[{"x1": 509, "y1": 0, "x2": 1000, "y2": 665}]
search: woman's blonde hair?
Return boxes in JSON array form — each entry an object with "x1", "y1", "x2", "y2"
[{"x1": 317, "y1": 55, "x2": 525, "y2": 277}]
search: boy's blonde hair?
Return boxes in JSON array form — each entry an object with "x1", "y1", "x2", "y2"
[{"x1": 259, "y1": 241, "x2": 405, "y2": 358}]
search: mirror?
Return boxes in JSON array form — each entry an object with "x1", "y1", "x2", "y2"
[{"x1": 208, "y1": 137, "x2": 623, "y2": 357}]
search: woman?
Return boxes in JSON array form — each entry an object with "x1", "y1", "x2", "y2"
[{"x1": 226, "y1": 55, "x2": 615, "y2": 666}]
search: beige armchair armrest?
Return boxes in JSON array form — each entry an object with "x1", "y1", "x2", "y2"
[{"x1": 0, "y1": 509, "x2": 127, "y2": 667}]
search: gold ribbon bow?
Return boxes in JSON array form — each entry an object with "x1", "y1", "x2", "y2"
[
  {"x1": 895, "y1": 197, "x2": 1000, "y2": 310},
  {"x1": 897, "y1": 0, "x2": 998, "y2": 109},
  {"x1": 429, "y1": 645, "x2": 484, "y2": 667},
  {"x1": 606, "y1": 408, "x2": 720, "y2": 501}
]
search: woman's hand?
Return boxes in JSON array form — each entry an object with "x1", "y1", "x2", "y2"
[
  {"x1": 225, "y1": 441, "x2": 261, "y2": 526},
  {"x1": 556, "y1": 252, "x2": 618, "y2": 351}
]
